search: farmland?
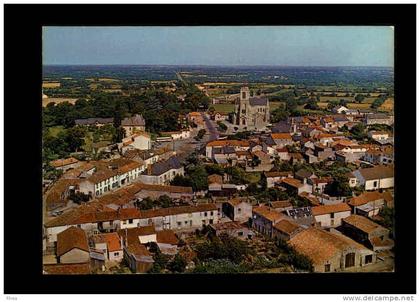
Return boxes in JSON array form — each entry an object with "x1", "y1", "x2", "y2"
[{"x1": 42, "y1": 97, "x2": 78, "y2": 107}]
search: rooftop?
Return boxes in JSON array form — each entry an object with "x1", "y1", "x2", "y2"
[
  {"x1": 343, "y1": 215, "x2": 388, "y2": 234},
  {"x1": 289, "y1": 227, "x2": 368, "y2": 265},
  {"x1": 311, "y1": 203, "x2": 351, "y2": 216},
  {"x1": 57, "y1": 226, "x2": 89, "y2": 257}
]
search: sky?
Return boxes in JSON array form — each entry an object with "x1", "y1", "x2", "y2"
[{"x1": 43, "y1": 26, "x2": 394, "y2": 67}]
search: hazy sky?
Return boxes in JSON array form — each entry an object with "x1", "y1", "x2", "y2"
[{"x1": 43, "y1": 26, "x2": 394, "y2": 67}]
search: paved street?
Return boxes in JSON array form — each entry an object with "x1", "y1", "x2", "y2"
[{"x1": 201, "y1": 112, "x2": 219, "y2": 141}]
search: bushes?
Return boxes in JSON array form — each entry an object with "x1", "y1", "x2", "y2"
[{"x1": 195, "y1": 234, "x2": 253, "y2": 264}]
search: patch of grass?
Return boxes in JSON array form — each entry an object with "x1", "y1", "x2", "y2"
[
  {"x1": 212, "y1": 103, "x2": 235, "y2": 113},
  {"x1": 48, "y1": 126, "x2": 65, "y2": 137},
  {"x1": 269, "y1": 102, "x2": 285, "y2": 112}
]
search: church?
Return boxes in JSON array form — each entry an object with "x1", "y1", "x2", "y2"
[{"x1": 232, "y1": 86, "x2": 270, "y2": 131}]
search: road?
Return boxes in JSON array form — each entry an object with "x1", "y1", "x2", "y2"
[{"x1": 201, "y1": 112, "x2": 219, "y2": 141}]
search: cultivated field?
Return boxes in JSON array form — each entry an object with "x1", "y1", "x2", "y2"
[
  {"x1": 42, "y1": 97, "x2": 78, "y2": 107},
  {"x1": 42, "y1": 82, "x2": 61, "y2": 88}
]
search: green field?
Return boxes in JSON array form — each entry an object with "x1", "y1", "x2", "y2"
[{"x1": 48, "y1": 126, "x2": 65, "y2": 137}]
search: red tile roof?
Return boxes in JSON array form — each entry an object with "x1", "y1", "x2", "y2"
[
  {"x1": 57, "y1": 227, "x2": 89, "y2": 257},
  {"x1": 311, "y1": 203, "x2": 351, "y2": 216}
]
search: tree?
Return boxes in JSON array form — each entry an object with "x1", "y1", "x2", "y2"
[
  {"x1": 157, "y1": 195, "x2": 173, "y2": 208},
  {"x1": 168, "y1": 254, "x2": 187, "y2": 273},
  {"x1": 355, "y1": 94, "x2": 365, "y2": 103},
  {"x1": 271, "y1": 107, "x2": 290, "y2": 123},
  {"x1": 195, "y1": 129, "x2": 206, "y2": 141},
  {"x1": 350, "y1": 123, "x2": 367, "y2": 141},
  {"x1": 188, "y1": 166, "x2": 209, "y2": 191},
  {"x1": 324, "y1": 175, "x2": 353, "y2": 197},
  {"x1": 170, "y1": 175, "x2": 193, "y2": 187}
]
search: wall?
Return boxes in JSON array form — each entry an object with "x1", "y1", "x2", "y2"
[
  {"x1": 60, "y1": 248, "x2": 90, "y2": 264},
  {"x1": 314, "y1": 210, "x2": 351, "y2": 228}
]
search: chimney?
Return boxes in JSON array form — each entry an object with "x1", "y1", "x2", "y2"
[
  {"x1": 303, "y1": 178, "x2": 307, "y2": 185},
  {"x1": 147, "y1": 164, "x2": 152, "y2": 175}
]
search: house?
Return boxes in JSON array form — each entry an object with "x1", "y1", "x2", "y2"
[
  {"x1": 313, "y1": 143, "x2": 334, "y2": 161},
  {"x1": 208, "y1": 174, "x2": 223, "y2": 191},
  {"x1": 246, "y1": 150, "x2": 273, "y2": 172},
  {"x1": 298, "y1": 192, "x2": 321, "y2": 206},
  {"x1": 318, "y1": 194, "x2": 347, "y2": 206},
  {"x1": 309, "y1": 177, "x2": 333, "y2": 194},
  {"x1": 205, "y1": 140, "x2": 249, "y2": 159},
  {"x1": 331, "y1": 105, "x2": 349, "y2": 114},
  {"x1": 368, "y1": 131, "x2": 390, "y2": 141},
  {"x1": 121, "y1": 114, "x2": 146, "y2": 137},
  {"x1": 90, "y1": 232, "x2": 123, "y2": 262},
  {"x1": 77, "y1": 159, "x2": 144, "y2": 197},
  {"x1": 56, "y1": 227, "x2": 90, "y2": 264},
  {"x1": 265, "y1": 171, "x2": 293, "y2": 188},
  {"x1": 120, "y1": 228, "x2": 155, "y2": 273},
  {"x1": 120, "y1": 132, "x2": 151, "y2": 151},
  {"x1": 156, "y1": 229, "x2": 179, "y2": 255},
  {"x1": 50, "y1": 157, "x2": 81, "y2": 172},
  {"x1": 342, "y1": 215, "x2": 394, "y2": 252},
  {"x1": 137, "y1": 203, "x2": 219, "y2": 231},
  {"x1": 294, "y1": 169, "x2": 317, "y2": 182},
  {"x1": 284, "y1": 206, "x2": 315, "y2": 226},
  {"x1": 139, "y1": 156, "x2": 184, "y2": 185},
  {"x1": 161, "y1": 129, "x2": 191, "y2": 141},
  {"x1": 364, "y1": 148, "x2": 394, "y2": 165},
  {"x1": 210, "y1": 221, "x2": 253, "y2": 239},
  {"x1": 212, "y1": 112, "x2": 229, "y2": 122},
  {"x1": 289, "y1": 227, "x2": 376, "y2": 272},
  {"x1": 352, "y1": 165, "x2": 394, "y2": 190},
  {"x1": 348, "y1": 191, "x2": 393, "y2": 217},
  {"x1": 74, "y1": 117, "x2": 113, "y2": 127},
  {"x1": 272, "y1": 219, "x2": 302, "y2": 241},
  {"x1": 271, "y1": 133, "x2": 294, "y2": 148},
  {"x1": 312, "y1": 203, "x2": 352, "y2": 228},
  {"x1": 365, "y1": 114, "x2": 394, "y2": 126},
  {"x1": 222, "y1": 197, "x2": 253, "y2": 222},
  {"x1": 276, "y1": 147, "x2": 290, "y2": 161},
  {"x1": 135, "y1": 183, "x2": 193, "y2": 201},
  {"x1": 44, "y1": 178, "x2": 82, "y2": 211},
  {"x1": 252, "y1": 206, "x2": 285, "y2": 237},
  {"x1": 269, "y1": 200, "x2": 294, "y2": 212},
  {"x1": 279, "y1": 178, "x2": 312, "y2": 195}
]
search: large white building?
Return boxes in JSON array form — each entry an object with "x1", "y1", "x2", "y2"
[{"x1": 352, "y1": 165, "x2": 394, "y2": 191}]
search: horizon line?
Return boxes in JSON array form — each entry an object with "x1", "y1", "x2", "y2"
[{"x1": 43, "y1": 64, "x2": 394, "y2": 68}]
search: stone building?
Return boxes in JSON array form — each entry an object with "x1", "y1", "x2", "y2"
[{"x1": 233, "y1": 87, "x2": 270, "y2": 131}]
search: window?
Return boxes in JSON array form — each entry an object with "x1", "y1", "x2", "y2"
[
  {"x1": 365, "y1": 255, "x2": 373, "y2": 264},
  {"x1": 114, "y1": 252, "x2": 119, "y2": 257},
  {"x1": 238, "y1": 208, "x2": 241, "y2": 213},
  {"x1": 177, "y1": 222, "x2": 182, "y2": 226},
  {"x1": 210, "y1": 211, "x2": 214, "y2": 216},
  {"x1": 128, "y1": 219, "x2": 133, "y2": 224},
  {"x1": 209, "y1": 219, "x2": 213, "y2": 224},
  {"x1": 373, "y1": 181, "x2": 378, "y2": 188},
  {"x1": 325, "y1": 264, "x2": 331, "y2": 272},
  {"x1": 345, "y1": 253, "x2": 356, "y2": 268},
  {"x1": 204, "y1": 212, "x2": 208, "y2": 217},
  {"x1": 238, "y1": 231, "x2": 244, "y2": 236},
  {"x1": 330, "y1": 213, "x2": 334, "y2": 218}
]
